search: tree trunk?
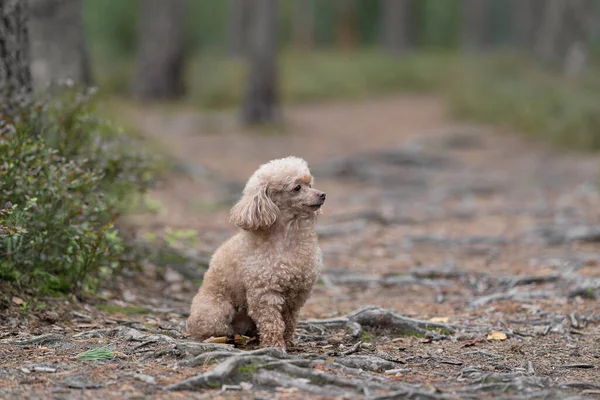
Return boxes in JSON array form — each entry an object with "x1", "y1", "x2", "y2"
[
  {"x1": 0, "y1": 0, "x2": 32, "y2": 115},
  {"x1": 131, "y1": 0, "x2": 187, "y2": 100},
  {"x1": 228, "y1": 0, "x2": 252, "y2": 57},
  {"x1": 241, "y1": 0, "x2": 279, "y2": 125},
  {"x1": 534, "y1": 0, "x2": 595, "y2": 75},
  {"x1": 534, "y1": 0, "x2": 566, "y2": 63},
  {"x1": 381, "y1": 0, "x2": 411, "y2": 53},
  {"x1": 292, "y1": 0, "x2": 315, "y2": 51},
  {"x1": 513, "y1": 0, "x2": 542, "y2": 50},
  {"x1": 336, "y1": 0, "x2": 357, "y2": 49},
  {"x1": 27, "y1": 0, "x2": 90, "y2": 91},
  {"x1": 460, "y1": 0, "x2": 488, "y2": 52}
]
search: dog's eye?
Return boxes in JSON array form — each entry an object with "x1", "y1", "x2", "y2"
[{"x1": 293, "y1": 184, "x2": 301, "y2": 192}]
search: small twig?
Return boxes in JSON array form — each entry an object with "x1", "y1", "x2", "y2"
[
  {"x1": 5, "y1": 334, "x2": 65, "y2": 346},
  {"x1": 341, "y1": 341, "x2": 362, "y2": 356},
  {"x1": 462, "y1": 349, "x2": 501, "y2": 358},
  {"x1": 559, "y1": 364, "x2": 595, "y2": 369},
  {"x1": 508, "y1": 274, "x2": 562, "y2": 288},
  {"x1": 132, "y1": 340, "x2": 158, "y2": 351},
  {"x1": 568, "y1": 312, "x2": 580, "y2": 328},
  {"x1": 526, "y1": 361, "x2": 536, "y2": 375}
]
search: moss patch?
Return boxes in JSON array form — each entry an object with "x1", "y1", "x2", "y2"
[
  {"x1": 361, "y1": 331, "x2": 374, "y2": 343},
  {"x1": 395, "y1": 327, "x2": 425, "y2": 338}
]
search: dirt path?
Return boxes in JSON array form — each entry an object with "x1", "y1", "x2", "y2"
[{"x1": 2, "y1": 95, "x2": 600, "y2": 399}]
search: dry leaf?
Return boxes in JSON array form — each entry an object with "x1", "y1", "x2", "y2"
[
  {"x1": 487, "y1": 330, "x2": 507, "y2": 341},
  {"x1": 204, "y1": 336, "x2": 229, "y2": 344},
  {"x1": 430, "y1": 317, "x2": 450, "y2": 323},
  {"x1": 234, "y1": 334, "x2": 257, "y2": 345},
  {"x1": 11, "y1": 297, "x2": 24, "y2": 305}
]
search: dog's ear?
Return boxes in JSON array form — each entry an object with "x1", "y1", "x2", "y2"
[{"x1": 229, "y1": 184, "x2": 278, "y2": 230}]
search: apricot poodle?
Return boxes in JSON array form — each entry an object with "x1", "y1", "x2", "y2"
[{"x1": 187, "y1": 156, "x2": 326, "y2": 350}]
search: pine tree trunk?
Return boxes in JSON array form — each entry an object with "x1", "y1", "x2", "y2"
[
  {"x1": 534, "y1": 0, "x2": 595, "y2": 75},
  {"x1": 514, "y1": 0, "x2": 540, "y2": 50},
  {"x1": 460, "y1": 0, "x2": 489, "y2": 52},
  {"x1": 241, "y1": 0, "x2": 279, "y2": 125},
  {"x1": 28, "y1": 0, "x2": 90, "y2": 90},
  {"x1": 336, "y1": 0, "x2": 357, "y2": 49},
  {"x1": 292, "y1": 0, "x2": 315, "y2": 51},
  {"x1": 0, "y1": 0, "x2": 32, "y2": 115},
  {"x1": 381, "y1": 0, "x2": 411, "y2": 53},
  {"x1": 228, "y1": 0, "x2": 252, "y2": 57},
  {"x1": 131, "y1": 0, "x2": 187, "y2": 100},
  {"x1": 535, "y1": 0, "x2": 566, "y2": 63}
]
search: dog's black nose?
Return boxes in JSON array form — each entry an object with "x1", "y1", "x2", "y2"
[{"x1": 319, "y1": 192, "x2": 326, "y2": 200}]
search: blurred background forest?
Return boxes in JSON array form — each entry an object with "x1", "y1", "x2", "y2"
[
  {"x1": 2, "y1": 0, "x2": 600, "y2": 295},
  {"x1": 85, "y1": 0, "x2": 600, "y2": 147},
  {"x1": 9, "y1": 0, "x2": 600, "y2": 143}
]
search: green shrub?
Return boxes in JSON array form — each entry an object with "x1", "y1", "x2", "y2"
[
  {"x1": 0, "y1": 86, "x2": 155, "y2": 295},
  {"x1": 445, "y1": 54, "x2": 600, "y2": 151}
]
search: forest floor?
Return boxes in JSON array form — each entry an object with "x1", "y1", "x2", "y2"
[{"x1": 1, "y1": 95, "x2": 600, "y2": 399}]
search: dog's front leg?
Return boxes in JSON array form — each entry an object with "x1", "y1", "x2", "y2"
[
  {"x1": 283, "y1": 306, "x2": 300, "y2": 348},
  {"x1": 248, "y1": 290, "x2": 286, "y2": 351}
]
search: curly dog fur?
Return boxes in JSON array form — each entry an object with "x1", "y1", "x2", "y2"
[{"x1": 187, "y1": 156, "x2": 326, "y2": 350}]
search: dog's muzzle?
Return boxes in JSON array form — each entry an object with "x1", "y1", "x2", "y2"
[{"x1": 309, "y1": 192, "x2": 326, "y2": 209}]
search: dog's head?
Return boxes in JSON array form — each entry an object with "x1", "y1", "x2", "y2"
[{"x1": 229, "y1": 156, "x2": 326, "y2": 230}]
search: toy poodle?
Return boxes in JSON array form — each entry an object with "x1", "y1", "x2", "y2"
[{"x1": 187, "y1": 156, "x2": 326, "y2": 350}]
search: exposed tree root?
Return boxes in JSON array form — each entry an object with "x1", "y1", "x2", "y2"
[
  {"x1": 140, "y1": 340, "x2": 236, "y2": 360},
  {"x1": 306, "y1": 359, "x2": 391, "y2": 384},
  {"x1": 369, "y1": 389, "x2": 450, "y2": 400},
  {"x1": 166, "y1": 349, "x2": 432, "y2": 395},
  {"x1": 325, "y1": 273, "x2": 452, "y2": 290},
  {"x1": 507, "y1": 274, "x2": 561, "y2": 287},
  {"x1": 4, "y1": 333, "x2": 66, "y2": 346},
  {"x1": 164, "y1": 308, "x2": 463, "y2": 392},
  {"x1": 470, "y1": 289, "x2": 558, "y2": 308},
  {"x1": 297, "y1": 317, "x2": 363, "y2": 339},
  {"x1": 408, "y1": 265, "x2": 474, "y2": 279},
  {"x1": 252, "y1": 369, "x2": 352, "y2": 397},
  {"x1": 326, "y1": 354, "x2": 399, "y2": 373},
  {"x1": 176, "y1": 347, "x2": 289, "y2": 368},
  {"x1": 298, "y1": 306, "x2": 456, "y2": 342},
  {"x1": 165, "y1": 354, "x2": 277, "y2": 391},
  {"x1": 347, "y1": 306, "x2": 456, "y2": 335}
]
